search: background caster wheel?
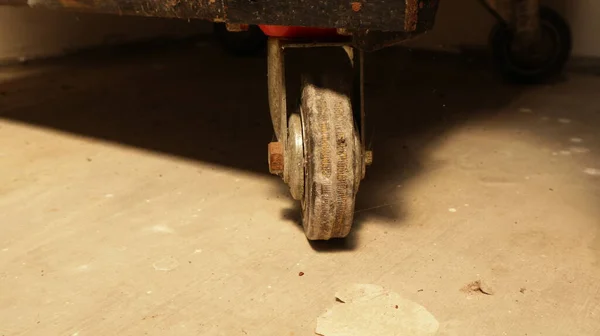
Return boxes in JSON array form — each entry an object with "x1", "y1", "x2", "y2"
[
  {"x1": 489, "y1": 6, "x2": 571, "y2": 84},
  {"x1": 213, "y1": 23, "x2": 267, "y2": 57},
  {"x1": 291, "y1": 50, "x2": 363, "y2": 240}
]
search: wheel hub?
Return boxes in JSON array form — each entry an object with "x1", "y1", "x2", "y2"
[{"x1": 284, "y1": 113, "x2": 305, "y2": 201}]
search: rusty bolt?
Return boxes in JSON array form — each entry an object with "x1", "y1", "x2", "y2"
[
  {"x1": 336, "y1": 28, "x2": 354, "y2": 36},
  {"x1": 364, "y1": 150, "x2": 373, "y2": 166},
  {"x1": 351, "y1": 2, "x2": 362, "y2": 12},
  {"x1": 225, "y1": 23, "x2": 249, "y2": 32},
  {"x1": 268, "y1": 142, "x2": 284, "y2": 175}
]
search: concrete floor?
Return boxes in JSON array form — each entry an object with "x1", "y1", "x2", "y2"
[{"x1": 1, "y1": 43, "x2": 599, "y2": 335}]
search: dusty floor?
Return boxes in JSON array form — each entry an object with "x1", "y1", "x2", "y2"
[{"x1": 1, "y1": 42, "x2": 600, "y2": 335}]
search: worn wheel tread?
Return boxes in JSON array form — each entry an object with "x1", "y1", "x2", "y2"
[{"x1": 301, "y1": 60, "x2": 360, "y2": 240}]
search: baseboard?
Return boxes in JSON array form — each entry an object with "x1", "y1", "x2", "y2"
[
  {"x1": 4, "y1": 36, "x2": 598, "y2": 76},
  {"x1": 406, "y1": 43, "x2": 600, "y2": 75},
  {"x1": 567, "y1": 56, "x2": 600, "y2": 75},
  {"x1": 0, "y1": 34, "x2": 210, "y2": 66}
]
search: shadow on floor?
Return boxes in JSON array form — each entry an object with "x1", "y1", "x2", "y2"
[{"x1": 0, "y1": 40, "x2": 526, "y2": 250}]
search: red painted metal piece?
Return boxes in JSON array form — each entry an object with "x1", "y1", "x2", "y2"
[{"x1": 259, "y1": 25, "x2": 339, "y2": 38}]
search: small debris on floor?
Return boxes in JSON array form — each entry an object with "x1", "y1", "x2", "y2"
[
  {"x1": 461, "y1": 280, "x2": 494, "y2": 295},
  {"x1": 152, "y1": 257, "x2": 179, "y2": 271},
  {"x1": 315, "y1": 283, "x2": 439, "y2": 336},
  {"x1": 518, "y1": 108, "x2": 533, "y2": 113},
  {"x1": 149, "y1": 225, "x2": 175, "y2": 234},
  {"x1": 520, "y1": 287, "x2": 526, "y2": 294},
  {"x1": 298, "y1": 272, "x2": 305, "y2": 276},
  {"x1": 558, "y1": 118, "x2": 572, "y2": 124},
  {"x1": 570, "y1": 147, "x2": 590, "y2": 154},
  {"x1": 584, "y1": 168, "x2": 600, "y2": 176}
]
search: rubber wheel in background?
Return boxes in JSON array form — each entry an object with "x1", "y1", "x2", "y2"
[
  {"x1": 213, "y1": 23, "x2": 267, "y2": 56},
  {"x1": 489, "y1": 6, "x2": 572, "y2": 84}
]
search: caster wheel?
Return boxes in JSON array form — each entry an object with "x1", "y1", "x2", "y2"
[
  {"x1": 213, "y1": 23, "x2": 267, "y2": 56},
  {"x1": 490, "y1": 6, "x2": 571, "y2": 84},
  {"x1": 284, "y1": 51, "x2": 363, "y2": 240}
]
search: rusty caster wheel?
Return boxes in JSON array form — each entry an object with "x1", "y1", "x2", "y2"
[{"x1": 283, "y1": 49, "x2": 366, "y2": 240}]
